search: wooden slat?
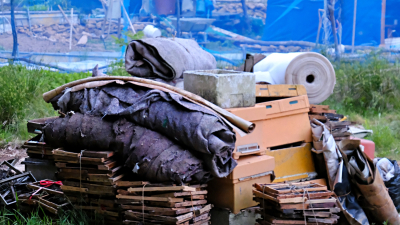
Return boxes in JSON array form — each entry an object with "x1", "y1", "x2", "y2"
[
  {"x1": 116, "y1": 181, "x2": 149, "y2": 187},
  {"x1": 128, "y1": 186, "x2": 196, "y2": 193},
  {"x1": 152, "y1": 191, "x2": 208, "y2": 198},
  {"x1": 125, "y1": 210, "x2": 193, "y2": 224},
  {"x1": 82, "y1": 151, "x2": 114, "y2": 158},
  {"x1": 116, "y1": 195, "x2": 184, "y2": 202},
  {"x1": 148, "y1": 200, "x2": 208, "y2": 208},
  {"x1": 61, "y1": 185, "x2": 88, "y2": 193}
]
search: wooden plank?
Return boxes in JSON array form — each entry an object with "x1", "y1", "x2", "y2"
[
  {"x1": 27, "y1": 183, "x2": 64, "y2": 195},
  {"x1": 116, "y1": 181, "x2": 149, "y2": 187},
  {"x1": 27, "y1": 149, "x2": 54, "y2": 155},
  {"x1": 52, "y1": 149, "x2": 80, "y2": 157},
  {"x1": 38, "y1": 201, "x2": 58, "y2": 215},
  {"x1": 128, "y1": 186, "x2": 196, "y2": 193},
  {"x1": 54, "y1": 155, "x2": 106, "y2": 165},
  {"x1": 61, "y1": 185, "x2": 88, "y2": 193},
  {"x1": 252, "y1": 190, "x2": 279, "y2": 203},
  {"x1": 194, "y1": 204, "x2": 212, "y2": 215},
  {"x1": 192, "y1": 213, "x2": 208, "y2": 223},
  {"x1": 99, "y1": 161, "x2": 117, "y2": 170},
  {"x1": 152, "y1": 191, "x2": 208, "y2": 198},
  {"x1": 120, "y1": 205, "x2": 203, "y2": 216},
  {"x1": 82, "y1": 151, "x2": 114, "y2": 158},
  {"x1": 125, "y1": 210, "x2": 193, "y2": 224},
  {"x1": 148, "y1": 200, "x2": 208, "y2": 208},
  {"x1": 306, "y1": 198, "x2": 337, "y2": 204},
  {"x1": 95, "y1": 210, "x2": 119, "y2": 217},
  {"x1": 184, "y1": 195, "x2": 205, "y2": 200},
  {"x1": 303, "y1": 211, "x2": 332, "y2": 218},
  {"x1": 87, "y1": 173, "x2": 124, "y2": 183},
  {"x1": 116, "y1": 195, "x2": 184, "y2": 203}
]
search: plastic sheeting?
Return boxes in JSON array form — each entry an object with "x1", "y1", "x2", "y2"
[
  {"x1": 49, "y1": 81, "x2": 237, "y2": 178},
  {"x1": 262, "y1": 0, "x2": 382, "y2": 46},
  {"x1": 43, "y1": 113, "x2": 211, "y2": 184}
]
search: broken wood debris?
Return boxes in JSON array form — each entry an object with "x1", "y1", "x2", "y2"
[
  {"x1": 308, "y1": 104, "x2": 353, "y2": 141},
  {"x1": 253, "y1": 181, "x2": 340, "y2": 225}
]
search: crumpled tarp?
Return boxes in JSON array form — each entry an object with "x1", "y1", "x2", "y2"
[
  {"x1": 48, "y1": 82, "x2": 237, "y2": 178},
  {"x1": 44, "y1": 113, "x2": 210, "y2": 184},
  {"x1": 374, "y1": 158, "x2": 400, "y2": 210},
  {"x1": 310, "y1": 119, "x2": 368, "y2": 225},
  {"x1": 125, "y1": 38, "x2": 216, "y2": 80}
]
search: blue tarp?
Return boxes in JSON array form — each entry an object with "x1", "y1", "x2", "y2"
[{"x1": 262, "y1": 0, "x2": 387, "y2": 46}]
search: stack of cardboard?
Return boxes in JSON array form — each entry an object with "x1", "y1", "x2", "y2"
[
  {"x1": 117, "y1": 183, "x2": 212, "y2": 225},
  {"x1": 253, "y1": 181, "x2": 340, "y2": 225}
]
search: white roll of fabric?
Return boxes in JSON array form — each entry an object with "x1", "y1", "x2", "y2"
[{"x1": 253, "y1": 52, "x2": 336, "y2": 104}]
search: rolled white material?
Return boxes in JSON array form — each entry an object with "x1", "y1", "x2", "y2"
[
  {"x1": 253, "y1": 52, "x2": 336, "y2": 104},
  {"x1": 143, "y1": 25, "x2": 162, "y2": 38}
]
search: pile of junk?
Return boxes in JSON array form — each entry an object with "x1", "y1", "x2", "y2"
[{"x1": 1, "y1": 37, "x2": 399, "y2": 225}]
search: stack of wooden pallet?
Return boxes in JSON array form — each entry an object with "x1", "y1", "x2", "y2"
[
  {"x1": 23, "y1": 135, "x2": 54, "y2": 161},
  {"x1": 253, "y1": 181, "x2": 340, "y2": 225},
  {"x1": 116, "y1": 182, "x2": 212, "y2": 225},
  {"x1": 309, "y1": 104, "x2": 353, "y2": 141},
  {"x1": 53, "y1": 149, "x2": 125, "y2": 223}
]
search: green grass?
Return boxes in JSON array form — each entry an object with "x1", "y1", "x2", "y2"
[
  {"x1": 323, "y1": 53, "x2": 400, "y2": 160},
  {"x1": 0, "y1": 65, "x2": 90, "y2": 144}
]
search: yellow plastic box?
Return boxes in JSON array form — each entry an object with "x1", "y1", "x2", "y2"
[{"x1": 267, "y1": 143, "x2": 317, "y2": 183}]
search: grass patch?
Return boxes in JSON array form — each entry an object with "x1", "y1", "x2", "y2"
[
  {"x1": 0, "y1": 65, "x2": 90, "y2": 144},
  {"x1": 324, "y1": 53, "x2": 400, "y2": 160}
]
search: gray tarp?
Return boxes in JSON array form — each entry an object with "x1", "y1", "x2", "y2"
[
  {"x1": 49, "y1": 82, "x2": 237, "y2": 178},
  {"x1": 125, "y1": 38, "x2": 216, "y2": 80},
  {"x1": 44, "y1": 113, "x2": 211, "y2": 184}
]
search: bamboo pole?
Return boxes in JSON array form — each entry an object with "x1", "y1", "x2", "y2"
[
  {"x1": 380, "y1": 0, "x2": 386, "y2": 47},
  {"x1": 328, "y1": 0, "x2": 340, "y2": 61},
  {"x1": 58, "y1": 5, "x2": 77, "y2": 33},
  {"x1": 107, "y1": 0, "x2": 114, "y2": 37},
  {"x1": 69, "y1": 8, "x2": 73, "y2": 50},
  {"x1": 120, "y1": 0, "x2": 136, "y2": 34},
  {"x1": 351, "y1": 0, "x2": 357, "y2": 53},
  {"x1": 10, "y1": 0, "x2": 18, "y2": 60}
]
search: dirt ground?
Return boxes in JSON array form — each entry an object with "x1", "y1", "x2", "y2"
[
  {"x1": 0, "y1": 33, "x2": 120, "y2": 53},
  {"x1": 0, "y1": 142, "x2": 27, "y2": 172}
]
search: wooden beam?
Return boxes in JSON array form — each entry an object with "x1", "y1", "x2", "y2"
[{"x1": 58, "y1": 5, "x2": 77, "y2": 34}]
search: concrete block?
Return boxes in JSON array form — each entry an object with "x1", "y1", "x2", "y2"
[
  {"x1": 184, "y1": 69, "x2": 255, "y2": 109},
  {"x1": 210, "y1": 207, "x2": 261, "y2": 225}
]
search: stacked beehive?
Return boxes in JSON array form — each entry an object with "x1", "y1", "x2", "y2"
[
  {"x1": 253, "y1": 182, "x2": 340, "y2": 225},
  {"x1": 116, "y1": 182, "x2": 212, "y2": 225}
]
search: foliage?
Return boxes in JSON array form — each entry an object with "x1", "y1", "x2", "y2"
[
  {"x1": 0, "y1": 65, "x2": 89, "y2": 144},
  {"x1": 26, "y1": 4, "x2": 47, "y2": 11},
  {"x1": 324, "y1": 53, "x2": 400, "y2": 115},
  {"x1": 323, "y1": 53, "x2": 400, "y2": 160},
  {"x1": 112, "y1": 31, "x2": 145, "y2": 47}
]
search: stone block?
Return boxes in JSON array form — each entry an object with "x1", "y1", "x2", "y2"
[{"x1": 184, "y1": 69, "x2": 255, "y2": 109}]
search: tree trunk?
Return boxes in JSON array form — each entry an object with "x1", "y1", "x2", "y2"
[
  {"x1": 10, "y1": 0, "x2": 18, "y2": 63},
  {"x1": 328, "y1": 0, "x2": 340, "y2": 61}
]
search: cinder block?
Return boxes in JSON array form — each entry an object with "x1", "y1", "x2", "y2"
[{"x1": 184, "y1": 69, "x2": 255, "y2": 108}]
